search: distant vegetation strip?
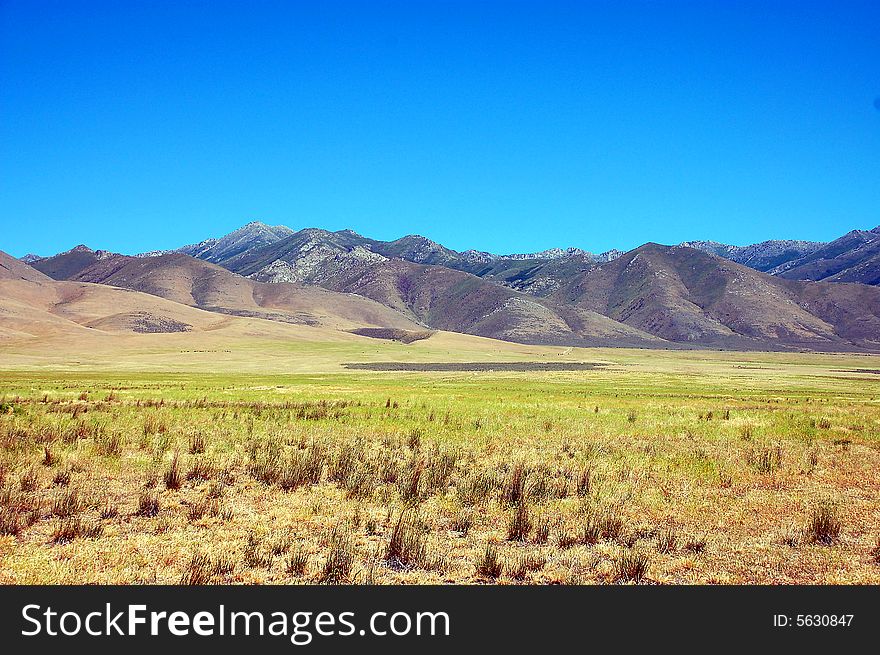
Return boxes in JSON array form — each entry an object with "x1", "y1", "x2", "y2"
[
  {"x1": 344, "y1": 361, "x2": 606, "y2": 371},
  {"x1": 348, "y1": 328, "x2": 436, "y2": 343}
]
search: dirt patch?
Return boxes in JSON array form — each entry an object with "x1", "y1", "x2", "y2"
[
  {"x1": 833, "y1": 369, "x2": 880, "y2": 375},
  {"x1": 349, "y1": 328, "x2": 436, "y2": 343},
  {"x1": 200, "y1": 306, "x2": 321, "y2": 327},
  {"x1": 344, "y1": 361, "x2": 606, "y2": 372}
]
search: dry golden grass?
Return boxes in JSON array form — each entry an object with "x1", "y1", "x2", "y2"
[{"x1": 0, "y1": 343, "x2": 878, "y2": 585}]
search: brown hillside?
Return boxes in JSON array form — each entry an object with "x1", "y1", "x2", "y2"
[
  {"x1": 552, "y1": 244, "x2": 880, "y2": 350},
  {"x1": 60, "y1": 252, "x2": 422, "y2": 331}
]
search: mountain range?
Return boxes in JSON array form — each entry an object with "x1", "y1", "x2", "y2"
[
  {"x1": 6, "y1": 221, "x2": 880, "y2": 352},
  {"x1": 168, "y1": 221, "x2": 880, "y2": 288}
]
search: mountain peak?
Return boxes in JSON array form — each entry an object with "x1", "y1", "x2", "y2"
[
  {"x1": 234, "y1": 220, "x2": 293, "y2": 235},
  {"x1": 175, "y1": 221, "x2": 295, "y2": 263},
  {"x1": 395, "y1": 234, "x2": 443, "y2": 248},
  {"x1": 67, "y1": 244, "x2": 94, "y2": 254},
  {"x1": 297, "y1": 227, "x2": 333, "y2": 238}
]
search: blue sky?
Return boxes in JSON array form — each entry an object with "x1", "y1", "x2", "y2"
[{"x1": 1, "y1": 0, "x2": 878, "y2": 257}]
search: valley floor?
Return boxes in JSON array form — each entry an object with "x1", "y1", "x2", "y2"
[{"x1": 1, "y1": 334, "x2": 878, "y2": 584}]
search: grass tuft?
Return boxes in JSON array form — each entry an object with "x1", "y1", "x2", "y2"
[
  {"x1": 136, "y1": 490, "x2": 160, "y2": 517},
  {"x1": 318, "y1": 528, "x2": 355, "y2": 584},
  {"x1": 476, "y1": 542, "x2": 503, "y2": 579},
  {"x1": 805, "y1": 504, "x2": 841, "y2": 545},
  {"x1": 613, "y1": 549, "x2": 649, "y2": 583},
  {"x1": 506, "y1": 501, "x2": 532, "y2": 542},
  {"x1": 52, "y1": 517, "x2": 103, "y2": 543},
  {"x1": 164, "y1": 452, "x2": 183, "y2": 490},
  {"x1": 656, "y1": 526, "x2": 677, "y2": 554},
  {"x1": 286, "y1": 547, "x2": 309, "y2": 577},
  {"x1": 385, "y1": 510, "x2": 429, "y2": 569}
]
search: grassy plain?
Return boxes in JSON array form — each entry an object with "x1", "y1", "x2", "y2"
[{"x1": 1, "y1": 332, "x2": 878, "y2": 584}]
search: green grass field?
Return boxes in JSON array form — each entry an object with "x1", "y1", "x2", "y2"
[{"x1": 1, "y1": 338, "x2": 878, "y2": 584}]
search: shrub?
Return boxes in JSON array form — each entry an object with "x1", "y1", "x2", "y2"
[
  {"x1": 579, "y1": 514, "x2": 600, "y2": 545},
  {"x1": 747, "y1": 445, "x2": 783, "y2": 474},
  {"x1": 344, "y1": 466, "x2": 376, "y2": 500},
  {"x1": 328, "y1": 443, "x2": 359, "y2": 484},
  {"x1": 397, "y1": 459, "x2": 424, "y2": 505},
  {"x1": 19, "y1": 468, "x2": 38, "y2": 492},
  {"x1": 508, "y1": 551, "x2": 546, "y2": 580},
  {"x1": 188, "y1": 433, "x2": 206, "y2": 455},
  {"x1": 95, "y1": 431, "x2": 122, "y2": 457},
  {"x1": 279, "y1": 444, "x2": 325, "y2": 491},
  {"x1": 557, "y1": 527, "x2": 579, "y2": 550},
  {"x1": 476, "y1": 543, "x2": 503, "y2": 579},
  {"x1": 180, "y1": 552, "x2": 233, "y2": 584},
  {"x1": 407, "y1": 428, "x2": 421, "y2": 451},
  {"x1": 187, "y1": 497, "x2": 218, "y2": 522},
  {"x1": 598, "y1": 507, "x2": 624, "y2": 542},
  {"x1": 806, "y1": 504, "x2": 840, "y2": 545},
  {"x1": 613, "y1": 550, "x2": 649, "y2": 583},
  {"x1": 576, "y1": 466, "x2": 592, "y2": 497},
  {"x1": 286, "y1": 547, "x2": 309, "y2": 577},
  {"x1": 52, "y1": 517, "x2": 103, "y2": 543},
  {"x1": 180, "y1": 553, "x2": 213, "y2": 585},
  {"x1": 457, "y1": 471, "x2": 494, "y2": 506},
  {"x1": 781, "y1": 527, "x2": 801, "y2": 548},
  {"x1": 186, "y1": 457, "x2": 214, "y2": 482},
  {"x1": 533, "y1": 514, "x2": 551, "y2": 544},
  {"x1": 242, "y1": 532, "x2": 273, "y2": 569},
  {"x1": 506, "y1": 502, "x2": 532, "y2": 542},
  {"x1": 319, "y1": 529, "x2": 355, "y2": 584},
  {"x1": 136, "y1": 491, "x2": 160, "y2": 517},
  {"x1": 683, "y1": 535, "x2": 707, "y2": 554},
  {"x1": 365, "y1": 517, "x2": 379, "y2": 535},
  {"x1": 206, "y1": 480, "x2": 225, "y2": 499},
  {"x1": 451, "y1": 509, "x2": 473, "y2": 536},
  {"x1": 100, "y1": 499, "x2": 119, "y2": 520},
  {"x1": 143, "y1": 413, "x2": 167, "y2": 438},
  {"x1": 0, "y1": 508, "x2": 21, "y2": 536},
  {"x1": 164, "y1": 453, "x2": 183, "y2": 490},
  {"x1": 51, "y1": 488, "x2": 81, "y2": 517},
  {"x1": 271, "y1": 534, "x2": 293, "y2": 555},
  {"x1": 385, "y1": 510, "x2": 428, "y2": 569},
  {"x1": 656, "y1": 526, "x2": 677, "y2": 554},
  {"x1": 500, "y1": 463, "x2": 528, "y2": 506},
  {"x1": 426, "y1": 449, "x2": 458, "y2": 492}
]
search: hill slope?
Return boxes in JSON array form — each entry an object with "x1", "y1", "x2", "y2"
[
  {"x1": 21, "y1": 222, "x2": 880, "y2": 352},
  {"x1": 47, "y1": 250, "x2": 663, "y2": 347},
  {"x1": 318, "y1": 257, "x2": 662, "y2": 347},
  {"x1": 551, "y1": 244, "x2": 880, "y2": 350},
  {"x1": 54, "y1": 252, "x2": 423, "y2": 331},
  {"x1": 774, "y1": 228, "x2": 880, "y2": 285},
  {"x1": 0, "y1": 250, "x2": 239, "y2": 340},
  {"x1": 681, "y1": 239, "x2": 823, "y2": 272},
  {"x1": 29, "y1": 245, "x2": 115, "y2": 281},
  {"x1": 176, "y1": 221, "x2": 295, "y2": 263}
]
